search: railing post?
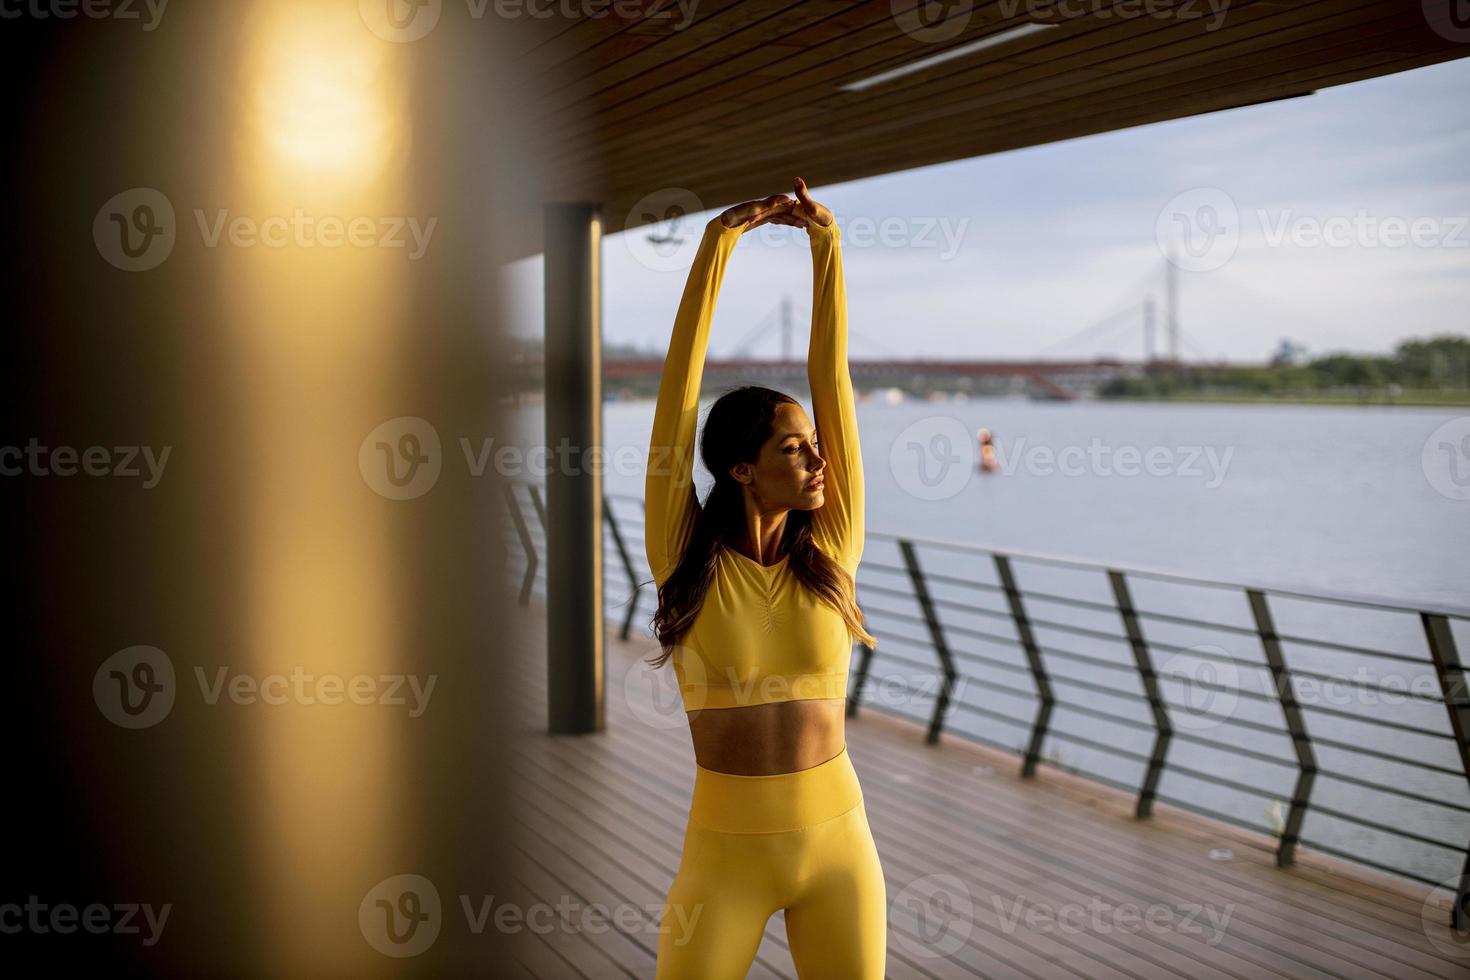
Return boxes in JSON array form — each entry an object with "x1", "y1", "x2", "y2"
[
  {"x1": 1108, "y1": 569, "x2": 1170, "y2": 819},
  {"x1": 846, "y1": 641, "x2": 875, "y2": 717},
  {"x1": 528, "y1": 485, "x2": 547, "y2": 531},
  {"x1": 900, "y1": 540, "x2": 957, "y2": 744},
  {"x1": 602, "y1": 494, "x2": 641, "y2": 642},
  {"x1": 503, "y1": 482, "x2": 538, "y2": 606},
  {"x1": 1248, "y1": 589, "x2": 1316, "y2": 867},
  {"x1": 994, "y1": 554, "x2": 1052, "y2": 778},
  {"x1": 1424, "y1": 612, "x2": 1470, "y2": 930}
]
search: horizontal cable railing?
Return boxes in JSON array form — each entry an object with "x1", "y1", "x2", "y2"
[{"x1": 501, "y1": 479, "x2": 1470, "y2": 927}]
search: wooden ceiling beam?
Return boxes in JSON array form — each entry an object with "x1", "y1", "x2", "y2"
[{"x1": 552, "y1": 0, "x2": 1340, "y2": 180}]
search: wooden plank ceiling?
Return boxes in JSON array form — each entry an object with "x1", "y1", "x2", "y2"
[{"x1": 501, "y1": 0, "x2": 1468, "y2": 257}]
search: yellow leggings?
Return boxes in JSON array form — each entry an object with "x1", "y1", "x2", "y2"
[{"x1": 655, "y1": 745, "x2": 887, "y2": 979}]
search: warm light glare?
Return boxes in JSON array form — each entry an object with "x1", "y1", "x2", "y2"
[
  {"x1": 226, "y1": 3, "x2": 411, "y2": 974},
  {"x1": 248, "y1": 6, "x2": 397, "y2": 182}
]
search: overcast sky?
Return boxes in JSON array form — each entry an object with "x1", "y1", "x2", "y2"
[{"x1": 503, "y1": 57, "x2": 1469, "y2": 363}]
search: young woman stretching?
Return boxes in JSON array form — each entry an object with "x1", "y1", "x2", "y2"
[{"x1": 645, "y1": 177, "x2": 886, "y2": 979}]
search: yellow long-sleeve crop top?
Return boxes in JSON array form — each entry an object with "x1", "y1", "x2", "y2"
[{"x1": 645, "y1": 214, "x2": 864, "y2": 712}]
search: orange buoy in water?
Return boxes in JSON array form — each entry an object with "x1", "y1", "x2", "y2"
[{"x1": 977, "y1": 427, "x2": 998, "y2": 473}]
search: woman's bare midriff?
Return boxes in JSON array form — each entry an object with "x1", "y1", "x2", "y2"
[{"x1": 687, "y1": 697, "x2": 846, "y2": 775}]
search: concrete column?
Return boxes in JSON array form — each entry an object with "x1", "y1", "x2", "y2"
[{"x1": 543, "y1": 203, "x2": 605, "y2": 734}]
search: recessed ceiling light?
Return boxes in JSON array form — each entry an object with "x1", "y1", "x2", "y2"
[{"x1": 838, "y1": 22, "x2": 1059, "y2": 93}]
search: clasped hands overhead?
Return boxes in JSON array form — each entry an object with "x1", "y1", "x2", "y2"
[{"x1": 719, "y1": 177, "x2": 834, "y2": 232}]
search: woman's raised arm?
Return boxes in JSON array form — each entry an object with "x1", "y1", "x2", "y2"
[
  {"x1": 645, "y1": 196, "x2": 794, "y2": 586},
  {"x1": 802, "y1": 188, "x2": 863, "y2": 574}
]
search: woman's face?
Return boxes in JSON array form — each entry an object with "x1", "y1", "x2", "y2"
[{"x1": 732, "y1": 402, "x2": 826, "y2": 512}]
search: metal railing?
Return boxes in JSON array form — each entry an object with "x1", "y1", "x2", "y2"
[{"x1": 502, "y1": 480, "x2": 1470, "y2": 926}]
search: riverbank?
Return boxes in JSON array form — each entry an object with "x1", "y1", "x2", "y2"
[{"x1": 1099, "y1": 388, "x2": 1470, "y2": 408}]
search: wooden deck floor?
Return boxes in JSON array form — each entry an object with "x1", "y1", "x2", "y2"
[{"x1": 505, "y1": 608, "x2": 1467, "y2": 980}]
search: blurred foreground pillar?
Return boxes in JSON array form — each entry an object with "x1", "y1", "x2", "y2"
[{"x1": 7, "y1": 2, "x2": 533, "y2": 974}]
